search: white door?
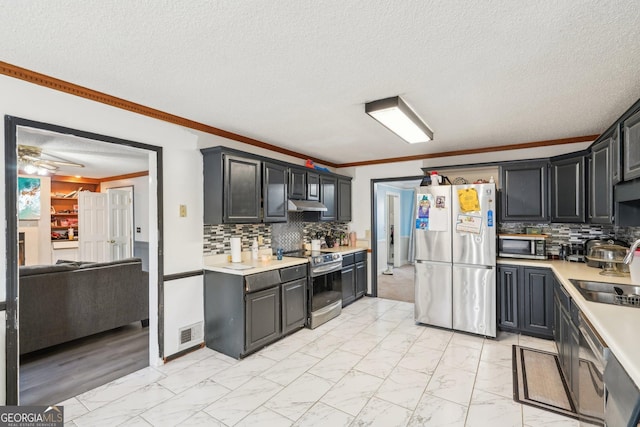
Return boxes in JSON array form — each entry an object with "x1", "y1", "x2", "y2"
[
  {"x1": 108, "y1": 189, "x2": 133, "y2": 261},
  {"x1": 78, "y1": 192, "x2": 109, "y2": 262}
]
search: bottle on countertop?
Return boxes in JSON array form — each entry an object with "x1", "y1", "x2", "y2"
[{"x1": 251, "y1": 238, "x2": 259, "y2": 260}]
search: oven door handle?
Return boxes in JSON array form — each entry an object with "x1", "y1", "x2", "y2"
[{"x1": 311, "y1": 263, "x2": 342, "y2": 276}]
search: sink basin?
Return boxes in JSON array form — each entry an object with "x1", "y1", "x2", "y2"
[{"x1": 569, "y1": 279, "x2": 640, "y2": 308}]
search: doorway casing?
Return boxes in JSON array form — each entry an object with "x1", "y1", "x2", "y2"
[{"x1": 4, "y1": 115, "x2": 164, "y2": 405}]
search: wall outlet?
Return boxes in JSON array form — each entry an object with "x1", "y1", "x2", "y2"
[
  {"x1": 179, "y1": 204, "x2": 187, "y2": 217},
  {"x1": 136, "y1": 227, "x2": 141, "y2": 233}
]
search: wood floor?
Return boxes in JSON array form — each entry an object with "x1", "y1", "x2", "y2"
[
  {"x1": 377, "y1": 264, "x2": 415, "y2": 303},
  {"x1": 20, "y1": 322, "x2": 149, "y2": 406}
]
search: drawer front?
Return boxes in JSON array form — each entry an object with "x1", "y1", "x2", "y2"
[
  {"x1": 245, "y1": 270, "x2": 281, "y2": 293},
  {"x1": 354, "y1": 250, "x2": 366, "y2": 263},
  {"x1": 342, "y1": 253, "x2": 355, "y2": 267},
  {"x1": 280, "y1": 264, "x2": 307, "y2": 282}
]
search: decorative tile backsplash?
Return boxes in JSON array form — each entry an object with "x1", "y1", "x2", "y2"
[
  {"x1": 203, "y1": 224, "x2": 272, "y2": 255},
  {"x1": 498, "y1": 222, "x2": 640, "y2": 255},
  {"x1": 271, "y1": 212, "x2": 349, "y2": 252},
  {"x1": 203, "y1": 212, "x2": 350, "y2": 255}
]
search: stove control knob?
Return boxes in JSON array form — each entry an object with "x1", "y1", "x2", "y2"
[
  {"x1": 333, "y1": 254, "x2": 340, "y2": 260},
  {"x1": 314, "y1": 256, "x2": 323, "y2": 263}
]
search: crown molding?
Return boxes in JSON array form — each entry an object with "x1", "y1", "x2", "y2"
[
  {"x1": 1, "y1": 61, "x2": 597, "y2": 170},
  {"x1": 334, "y1": 135, "x2": 598, "y2": 168},
  {"x1": 0, "y1": 61, "x2": 337, "y2": 167}
]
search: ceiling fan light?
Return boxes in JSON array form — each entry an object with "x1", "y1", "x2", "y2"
[
  {"x1": 23, "y1": 164, "x2": 37, "y2": 175},
  {"x1": 365, "y1": 96, "x2": 433, "y2": 144},
  {"x1": 36, "y1": 167, "x2": 49, "y2": 176}
]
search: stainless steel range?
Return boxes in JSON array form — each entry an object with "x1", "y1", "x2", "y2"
[{"x1": 285, "y1": 250, "x2": 343, "y2": 329}]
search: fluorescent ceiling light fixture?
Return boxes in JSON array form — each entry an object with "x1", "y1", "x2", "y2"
[{"x1": 365, "y1": 96, "x2": 433, "y2": 143}]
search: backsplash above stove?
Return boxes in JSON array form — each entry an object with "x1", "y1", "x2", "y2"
[
  {"x1": 271, "y1": 212, "x2": 349, "y2": 252},
  {"x1": 203, "y1": 212, "x2": 350, "y2": 255}
]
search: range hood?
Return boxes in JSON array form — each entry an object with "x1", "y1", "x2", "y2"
[{"x1": 288, "y1": 199, "x2": 328, "y2": 212}]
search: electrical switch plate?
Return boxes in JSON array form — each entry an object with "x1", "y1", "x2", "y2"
[{"x1": 179, "y1": 205, "x2": 187, "y2": 217}]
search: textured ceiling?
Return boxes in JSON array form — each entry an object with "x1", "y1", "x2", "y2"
[
  {"x1": 2, "y1": 1, "x2": 640, "y2": 165},
  {"x1": 17, "y1": 127, "x2": 149, "y2": 179}
]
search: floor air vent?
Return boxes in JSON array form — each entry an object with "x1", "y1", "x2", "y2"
[{"x1": 178, "y1": 322, "x2": 203, "y2": 351}]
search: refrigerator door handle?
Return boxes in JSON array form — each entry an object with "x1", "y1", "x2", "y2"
[{"x1": 455, "y1": 263, "x2": 494, "y2": 270}]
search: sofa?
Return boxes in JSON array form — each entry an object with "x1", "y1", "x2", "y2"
[{"x1": 19, "y1": 257, "x2": 149, "y2": 354}]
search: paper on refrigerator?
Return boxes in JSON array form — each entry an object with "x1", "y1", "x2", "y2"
[
  {"x1": 455, "y1": 214, "x2": 482, "y2": 234},
  {"x1": 416, "y1": 194, "x2": 448, "y2": 231}
]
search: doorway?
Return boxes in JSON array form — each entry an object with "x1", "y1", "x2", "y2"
[
  {"x1": 371, "y1": 177, "x2": 422, "y2": 302},
  {"x1": 5, "y1": 116, "x2": 164, "y2": 405}
]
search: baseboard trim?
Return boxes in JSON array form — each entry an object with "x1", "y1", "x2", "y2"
[{"x1": 163, "y1": 342, "x2": 205, "y2": 363}]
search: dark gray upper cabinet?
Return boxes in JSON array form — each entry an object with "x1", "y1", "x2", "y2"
[
  {"x1": 288, "y1": 168, "x2": 306, "y2": 200},
  {"x1": 623, "y1": 108, "x2": 640, "y2": 181},
  {"x1": 307, "y1": 172, "x2": 320, "y2": 201},
  {"x1": 320, "y1": 175, "x2": 337, "y2": 221},
  {"x1": 611, "y1": 124, "x2": 622, "y2": 185},
  {"x1": 550, "y1": 154, "x2": 585, "y2": 222},
  {"x1": 589, "y1": 138, "x2": 614, "y2": 224},
  {"x1": 500, "y1": 160, "x2": 549, "y2": 222},
  {"x1": 263, "y1": 162, "x2": 288, "y2": 223},
  {"x1": 337, "y1": 178, "x2": 352, "y2": 222},
  {"x1": 203, "y1": 149, "x2": 262, "y2": 224}
]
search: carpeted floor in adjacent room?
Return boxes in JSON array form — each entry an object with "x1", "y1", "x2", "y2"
[{"x1": 377, "y1": 264, "x2": 414, "y2": 303}]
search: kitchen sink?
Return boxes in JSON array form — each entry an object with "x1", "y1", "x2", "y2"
[{"x1": 569, "y1": 279, "x2": 640, "y2": 308}]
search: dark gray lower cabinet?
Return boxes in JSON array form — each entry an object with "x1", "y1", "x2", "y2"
[
  {"x1": 341, "y1": 264, "x2": 356, "y2": 307},
  {"x1": 498, "y1": 265, "x2": 519, "y2": 329},
  {"x1": 342, "y1": 250, "x2": 367, "y2": 306},
  {"x1": 355, "y1": 257, "x2": 367, "y2": 298},
  {"x1": 204, "y1": 265, "x2": 307, "y2": 359},
  {"x1": 281, "y1": 278, "x2": 306, "y2": 335},
  {"x1": 245, "y1": 286, "x2": 281, "y2": 352},
  {"x1": 553, "y1": 277, "x2": 579, "y2": 402},
  {"x1": 498, "y1": 265, "x2": 554, "y2": 339},
  {"x1": 522, "y1": 267, "x2": 554, "y2": 337}
]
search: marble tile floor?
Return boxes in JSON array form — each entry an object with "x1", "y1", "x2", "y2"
[{"x1": 59, "y1": 297, "x2": 578, "y2": 426}]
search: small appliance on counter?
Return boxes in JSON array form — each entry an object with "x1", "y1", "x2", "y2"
[
  {"x1": 498, "y1": 234, "x2": 548, "y2": 260},
  {"x1": 586, "y1": 241, "x2": 630, "y2": 276}
]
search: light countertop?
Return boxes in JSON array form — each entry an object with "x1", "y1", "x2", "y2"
[
  {"x1": 498, "y1": 258, "x2": 640, "y2": 388},
  {"x1": 203, "y1": 255, "x2": 308, "y2": 276}
]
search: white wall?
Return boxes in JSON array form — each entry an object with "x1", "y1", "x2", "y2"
[{"x1": 0, "y1": 74, "x2": 206, "y2": 403}]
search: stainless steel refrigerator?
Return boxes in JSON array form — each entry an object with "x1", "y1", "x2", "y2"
[{"x1": 414, "y1": 183, "x2": 497, "y2": 337}]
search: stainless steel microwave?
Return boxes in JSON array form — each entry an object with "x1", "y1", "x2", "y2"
[{"x1": 498, "y1": 234, "x2": 548, "y2": 260}]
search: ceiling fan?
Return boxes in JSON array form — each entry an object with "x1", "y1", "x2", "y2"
[{"x1": 18, "y1": 145, "x2": 84, "y2": 175}]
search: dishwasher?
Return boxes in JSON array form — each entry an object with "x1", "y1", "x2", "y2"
[
  {"x1": 604, "y1": 352, "x2": 640, "y2": 427},
  {"x1": 578, "y1": 313, "x2": 608, "y2": 426}
]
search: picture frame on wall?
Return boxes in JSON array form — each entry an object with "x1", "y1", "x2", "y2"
[{"x1": 18, "y1": 177, "x2": 41, "y2": 220}]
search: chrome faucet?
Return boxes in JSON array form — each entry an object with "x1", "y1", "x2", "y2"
[{"x1": 623, "y1": 239, "x2": 640, "y2": 264}]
